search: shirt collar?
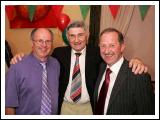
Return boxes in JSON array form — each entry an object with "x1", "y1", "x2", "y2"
[
  {"x1": 71, "y1": 46, "x2": 86, "y2": 56},
  {"x1": 107, "y1": 56, "x2": 124, "y2": 75},
  {"x1": 30, "y1": 52, "x2": 49, "y2": 65}
]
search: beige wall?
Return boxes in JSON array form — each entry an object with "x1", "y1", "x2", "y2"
[
  {"x1": 124, "y1": 6, "x2": 155, "y2": 81},
  {"x1": 5, "y1": 5, "x2": 155, "y2": 81}
]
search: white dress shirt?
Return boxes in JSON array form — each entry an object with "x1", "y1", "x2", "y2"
[
  {"x1": 64, "y1": 47, "x2": 90, "y2": 104},
  {"x1": 98, "y1": 56, "x2": 124, "y2": 114}
]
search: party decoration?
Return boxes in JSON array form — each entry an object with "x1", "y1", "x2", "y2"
[
  {"x1": 109, "y1": 5, "x2": 120, "y2": 19},
  {"x1": 62, "y1": 28, "x2": 69, "y2": 45},
  {"x1": 28, "y1": 5, "x2": 36, "y2": 22},
  {"x1": 57, "y1": 13, "x2": 70, "y2": 31},
  {"x1": 5, "y1": 5, "x2": 16, "y2": 21},
  {"x1": 5, "y1": 5, "x2": 63, "y2": 28},
  {"x1": 139, "y1": 5, "x2": 150, "y2": 21},
  {"x1": 80, "y1": 5, "x2": 90, "y2": 20}
]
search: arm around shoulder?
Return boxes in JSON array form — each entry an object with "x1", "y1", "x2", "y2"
[{"x1": 5, "y1": 107, "x2": 16, "y2": 115}]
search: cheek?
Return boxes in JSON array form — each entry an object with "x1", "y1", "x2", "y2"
[
  {"x1": 100, "y1": 48, "x2": 105, "y2": 53},
  {"x1": 113, "y1": 47, "x2": 121, "y2": 52}
]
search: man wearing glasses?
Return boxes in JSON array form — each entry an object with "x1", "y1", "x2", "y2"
[{"x1": 5, "y1": 28, "x2": 60, "y2": 115}]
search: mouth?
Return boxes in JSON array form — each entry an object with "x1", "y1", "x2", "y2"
[
  {"x1": 40, "y1": 48, "x2": 48, "y2": 52},
  {"x1": 104, "y1": 54, "x2": 113, "y2": 57},
  {"x1": 74, "y1": 43, "x2": 81, "y2": 46}
]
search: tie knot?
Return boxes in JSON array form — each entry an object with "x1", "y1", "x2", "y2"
[
  {"x1": 106, "y1": 68, "x2": 112, "y2": 75},
  {"x1": 40, "y1": 63, "x2": 47, "y2": 69},
  {"x1": 75, "y1": 53, "x2": 81, "y2": 57}
]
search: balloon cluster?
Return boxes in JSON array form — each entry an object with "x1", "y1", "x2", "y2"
[{"x1": 57, "y1": 13, "x2": 70, "y2": 45}]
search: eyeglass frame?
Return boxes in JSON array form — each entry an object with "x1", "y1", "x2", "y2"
[{"x1": 33, "y1": 39, "x2": 53, "y2": 45}]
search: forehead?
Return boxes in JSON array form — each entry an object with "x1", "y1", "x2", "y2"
[
  {"x1": 68, "y1": 27, "x2": 86, "y2": 34},
  {"x1": 100, "y1": 32, "x2": 119, "y2": 43},
  {"x1": 34, "y1": 29, "x2": 52, "y2": 38}
]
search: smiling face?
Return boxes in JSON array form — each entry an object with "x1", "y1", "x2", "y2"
[
  {"x1": 99, "y1": 31, "x2": 125, "y2": 67},
  {"x1": 31, "y1": 28, "x2": 53, "y2": 62},
  {"x1": 67, "y1": 27, "x2": 88, "y2": 52}
]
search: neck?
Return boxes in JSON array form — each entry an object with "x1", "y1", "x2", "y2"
[{"x1": 32, "y1": 52, "x2": 48, "y2": 62}]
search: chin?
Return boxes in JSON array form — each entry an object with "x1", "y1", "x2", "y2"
[
  {"x1": 104, "y1": 60, "x2": 113, "y2": 65},
  {"x1": 74, "y1": 48, "x2": 82, "y2": 52}
]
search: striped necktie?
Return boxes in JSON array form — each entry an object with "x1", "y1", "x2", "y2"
[
  {"x1": 70, "y1": 53, "x2": 82, "y2": 102},
  {"x1": 40, "y1": 63, "x2": 52, "y2": 115}
]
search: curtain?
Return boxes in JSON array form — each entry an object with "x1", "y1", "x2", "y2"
[
  {"x1": 100, "y1": 5, "x2": 135, "y2": 38},
  {"x1": 88, "y1": 5, "x2": 101, "y2": 46}
]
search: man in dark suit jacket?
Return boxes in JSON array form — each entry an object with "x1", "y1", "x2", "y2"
[
  {"x1": 52, "y1": 45, "x2": 101, "y2": 114},
  {"x1": 52, "y1": 21, "x2": 102, "y2": 114},
  {"x1": 51, "y1": 21, "x2": 148, "y2": 115},
  {"x1": 94, "y1": 28, "x2": 155, "y2": 115}
]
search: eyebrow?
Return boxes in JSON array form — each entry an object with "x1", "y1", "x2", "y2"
[{"x1": 69, "y1": 33, "x2": 85, "y2": 35}]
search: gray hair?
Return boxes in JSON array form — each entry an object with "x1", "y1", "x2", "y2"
[{"x1": 66, "y1": 21, "x2": 88, "y2": 32}]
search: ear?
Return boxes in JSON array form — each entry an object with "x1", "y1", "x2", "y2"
[
  {"x1": 31, "y1": 40, "x2": 34, "y2": 47},
  {"x1": 121, "y1": 43, "x2": 125, "y2": 52},
  {"x1": 66, "y1": 32, "x2": 69, "y2": 40},
  {"x1": 87, "y1": 31, "x2": 90, "y2": 37},
  {"x1": 86, "y1": 31, "x2": 90, "y2": 41}
]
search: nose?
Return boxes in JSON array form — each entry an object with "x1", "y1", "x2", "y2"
[
  {"x1": 103, "y1": 46, "x2": 111, "y2": 54},
  {"x1": 74, "y1": 35, "x2": 79, "y2": 42},
  {"x1": 41, "y1": 41, "x2": 48, "y2": 46}
]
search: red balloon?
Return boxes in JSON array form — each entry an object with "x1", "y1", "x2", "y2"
[{"x1": 57, "y1": 13, "x2": 70, "y2": 31}]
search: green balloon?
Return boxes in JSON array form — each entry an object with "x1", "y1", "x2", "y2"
[{"x1": 62, "y1": 28, "x2": 69, "y2": 45}]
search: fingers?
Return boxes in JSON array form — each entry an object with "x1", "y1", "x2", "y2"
[
  {"x1": 132, "y1": 63, "x2": 148, "y2": 75},
  {"x1": 137, "y1": 64, "x2": 145, "y2": 74},
  {"x1": 10, "y1": 53, "x2": 25, "y2": 65},
  {"x1": 144, "y1": 66, "x2": 148, "y2": 73},
  {"x1": 129, "y1": 58, "x2": 148, "y2": 74},
  {"x1": 10, "y1": 56, "x2": 17, "y2": 64},
  {"x1": 131, "y1": 62, "x2": 139, "y2": 74},
  {"x1": 129, "y1": 59, "x2": 134, "y2": 68}
]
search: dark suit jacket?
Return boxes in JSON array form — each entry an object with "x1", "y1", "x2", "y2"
[
  {"x1": 94, "y1": 59, "x2": 155, "y2": 115},
  {"x1": 52, "y1": 45, "x2": 102, "y2": 114},
  {"x1": 5, "y1": 40, "x2": 13, "y2": 67}
]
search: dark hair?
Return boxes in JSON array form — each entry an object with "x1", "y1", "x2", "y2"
[
  {"x1": 30, "y1": 28, "x2": 54, "y2": 40},
  {"x1": 66, "y1": 21, "x2": 88, "y2": 32},
  {"x1": 100, "y1": 28, "x2": 124, "y2": 44}
]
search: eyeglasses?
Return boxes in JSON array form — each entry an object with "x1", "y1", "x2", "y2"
[{"x1": 33, "y1": 39, "x2": 52, "y2": 45}]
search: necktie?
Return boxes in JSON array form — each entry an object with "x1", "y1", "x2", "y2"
[
  {"x1": 95, "y1": 68, "x2": 112, "y2": 115},
  {"x1": 70, "y1": 53, "x2": 82, "y2": 102},
  {"x1": 40, "y1": 63, "x2": 52, "y2": 115}
]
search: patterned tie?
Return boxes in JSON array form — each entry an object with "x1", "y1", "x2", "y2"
[
  {"x1": 95, "y1": 68, "x2": 112, "y2": 115},
  {"x1": 40, "y1": 63, "x2": 52, "y2": 115},
  {"x1": 70, "y1": 53, "x2": 82, "y2": 102}
]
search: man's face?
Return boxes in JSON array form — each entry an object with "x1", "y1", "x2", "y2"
[
  {"x1": 99, "y1": 32, "x2": 125, "y2": 66},
  {"x1": 32, "y1": 28, "x2": 53, "y2": 61},
  {"x1": 67, "y1": 27, "x2": 88, "y2": 52}
]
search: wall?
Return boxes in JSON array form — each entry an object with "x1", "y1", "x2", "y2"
[{"x1": 124, "y1": 6, "x2": 155, "y2": 81}]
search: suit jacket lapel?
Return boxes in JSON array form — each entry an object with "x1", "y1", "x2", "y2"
[
  {"x1": 107, "y1": 59, "x2": 128, "y2": 112},
  {"x1": 94, "y1": 62, "x2": 106, "y2": 104},
  {"x1": 64, "y1": 46, "x2": 72, "y2": 82}
]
